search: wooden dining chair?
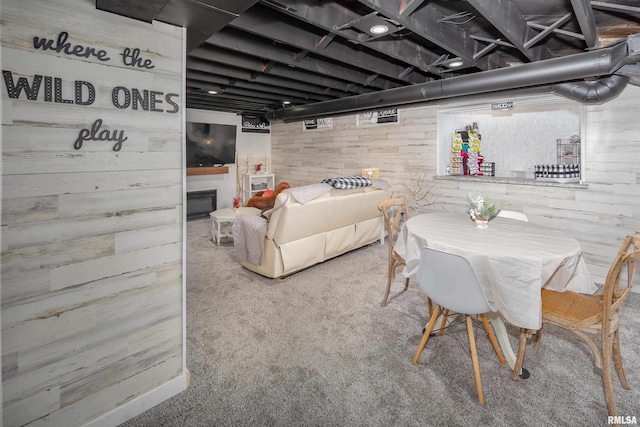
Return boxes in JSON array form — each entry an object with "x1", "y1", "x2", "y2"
[
  {"x1": 511, "y1": 234, "x2": 640, "y2": 418},
  {"x1": 377, "y1": 197, "x2": 411, "y2": 307},
  {"x1": 413, "y1": 247, "x2": 506, "y2": 404}
]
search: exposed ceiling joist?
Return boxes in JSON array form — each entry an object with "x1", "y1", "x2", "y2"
[
  {"x1": 97, "y1": 0, "x2": 640, "y2": 116},
  {"x1": 524, "y1": 13, "x2": 572, "y2": 49},
  {"x1": 230, "y1": 4, "x2": 429, "y2": 84},
  {"x1": 569, "y1": 0, "x2": 599, "y2": 48},
  {"x1": 466, "y1": 0, "x2": 554, "y2": 62},
  {"x1": 204, "y1": 30, "x2": 396, "y2": 90}
]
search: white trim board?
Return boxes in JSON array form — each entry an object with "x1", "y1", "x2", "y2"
[{"x1": 82, "y1": 372, "x2": 189, "y2": 427}]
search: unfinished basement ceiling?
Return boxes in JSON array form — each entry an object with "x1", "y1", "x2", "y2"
[{"x1": 96, "y1": 0, "x2": 640, "y2": 117}]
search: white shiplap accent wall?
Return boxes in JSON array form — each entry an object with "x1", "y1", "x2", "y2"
[
  {"x1": 271, "y1": 86, "x2": 640, "y2": 286},
  {"x1": 1, "y1": 0, "x2": 186, "y2": 425}
]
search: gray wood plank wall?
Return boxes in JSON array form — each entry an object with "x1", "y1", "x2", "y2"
[
  {"x1": 1, "y1": 0, "x2": 185, "y2": 425},
  {"x1": 271, "y1": 88, "x2": 640, "y2": 286}
]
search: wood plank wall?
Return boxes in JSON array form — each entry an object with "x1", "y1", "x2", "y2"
[
  {"x1": 1, "y1": 0, "x2": 185, "y2": 425},
  {"x1": 271, "y1": 87, "x2": 640, "y2": 285}
]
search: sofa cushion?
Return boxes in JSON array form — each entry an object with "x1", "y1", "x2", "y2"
[{"x1": 272, "y1": 196, "x2": 336, "y2": 246}]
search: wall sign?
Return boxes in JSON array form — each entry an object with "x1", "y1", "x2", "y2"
[
  {"x1": 491, "y1": 101, "x2": 514, "y2": 110},
  {"x1": 74, "y1": 119, "x2": 127, "y2": 151},
  {"x1": 357, "y1": 108, "x2": 398, "y2": 126},
  {"x1": 241, "y1": 115, "x2": 270, "y2": 133},
  {"x1": 1, "y1": 31, "x2": 180, "y2": 152},
  {"x1": 303, "y1": 118, "x2": 333, "y2": 131}
]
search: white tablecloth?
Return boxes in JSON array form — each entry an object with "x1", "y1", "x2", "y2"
[{"x1": 394, "y1": 212, "x2": 595, "y2": 330}]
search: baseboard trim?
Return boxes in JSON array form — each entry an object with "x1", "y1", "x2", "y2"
[{"x1": 83, "y1": 371, "x2": 189, "y2": 427}]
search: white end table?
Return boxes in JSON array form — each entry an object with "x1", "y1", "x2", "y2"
[{"x1": 209, "y1": 207, "x2": 261, "y2": 245}]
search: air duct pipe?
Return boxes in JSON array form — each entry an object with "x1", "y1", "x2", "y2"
[
  {"x1": 552, "y1": 74, "x2": 629, "y2": 104},
  {"x1": 268, "y1": 39, "x2": 634, "y2": 122}
]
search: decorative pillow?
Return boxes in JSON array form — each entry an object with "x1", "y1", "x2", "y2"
[
  {"x1": 321, "y1": 176, "x2": 372, "y2": 189},
  {"x1": 246, "y1": 182, "x2": 290, "y2": 212}
]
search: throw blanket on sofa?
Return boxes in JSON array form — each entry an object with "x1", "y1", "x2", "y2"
[
  {"x1": 286, "y1": 183, "x2": 332, "y2": 204},
  {"x1": 322, "y1": 176, "x2": 372, "y2": 189},
  {"x1": 232, "y1": 214, "x2": 268, "y2": 265}
]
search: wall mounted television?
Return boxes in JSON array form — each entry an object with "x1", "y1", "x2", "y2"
[{"x1": 186, "y1": 122, "x2": 237, "y2": 167}]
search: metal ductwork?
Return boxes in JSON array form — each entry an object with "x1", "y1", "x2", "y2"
[
  {"x1": 268, "y1": 37, "x2": 639, "y2": 122},
  {"x1": 552, "y1": 74, "x2": 629, "y2": 104}
]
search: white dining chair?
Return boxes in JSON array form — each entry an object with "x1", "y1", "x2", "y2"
[
  {"x1": 496, "y1": 209, "x2": 528, "y2": 222},
  {"x1": 412, "y1": 247, "x2": 505, "y2": 404}
]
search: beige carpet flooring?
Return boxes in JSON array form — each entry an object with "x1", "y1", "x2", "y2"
[{"x1": 122, "y1": 218, "x2": 640, "y2": 426}]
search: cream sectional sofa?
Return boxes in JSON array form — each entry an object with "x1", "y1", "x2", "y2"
[{"x1": 239, "y1": 185, "x2": 392, "y2": 279}]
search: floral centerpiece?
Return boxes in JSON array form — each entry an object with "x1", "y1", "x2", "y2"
[
  {"x1": 233, "y1": 195, "x2": 242, "y2": 209},
  {"x1": 467, "y1": 192, "x2": 497, "y2": 228}
]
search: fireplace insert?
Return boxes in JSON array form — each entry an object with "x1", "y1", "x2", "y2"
[{"x1": 186, "y1": 189, "x2": 217, "y2": 220}]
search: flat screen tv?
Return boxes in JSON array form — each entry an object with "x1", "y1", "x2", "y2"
[{"x1": 186, "y1": 122, "x2": 237, "y2": 167}]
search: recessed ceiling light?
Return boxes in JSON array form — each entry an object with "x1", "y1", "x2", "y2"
[
  {"x1": 283, "y1": 101, "x2": 291, "y2": 105},
  {"x1": 448, "y1": 60, "x2": 464, "y2": 68},
  {"x1": 207, "y1": 90, "x2": 218, "y2": 94},
  {"x1": 370, "y1": 24, "x2": 389, "y2": 35}
]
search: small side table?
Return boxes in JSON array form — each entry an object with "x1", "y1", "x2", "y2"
[{"x1": 209, "y1": 207, "x2": 261, "y2": 245}]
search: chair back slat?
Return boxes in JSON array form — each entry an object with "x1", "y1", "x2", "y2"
[
  {"x1": 378, "y1": 197, "x2": 410, "y2": 252},
  {"x1": 602, "y1": 235, "x2": 640, "y2": 328}
]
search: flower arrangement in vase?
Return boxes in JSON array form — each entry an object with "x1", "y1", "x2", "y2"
[
  {"x1": 233, "y1": 195, "x2": 242, "y2": 210},
  {"x1": 467, "y1": 192, "x2": 497, "y2": 228}
]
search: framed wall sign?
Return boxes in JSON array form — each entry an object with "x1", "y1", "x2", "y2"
[
  {"x1": 357, "y1": 108, "x2": 398, "y2": 126},
  {"x1": 241, "y1": 115, "x2": 270, "y2": 133},
  {"x1": 303, "y1": 118, "x2": 333, "y2": 131}
]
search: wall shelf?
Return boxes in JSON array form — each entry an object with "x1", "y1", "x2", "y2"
[
  {"x1": 243, "y1": 174, "x2": 275, "y2": 204},
  {"x1": 436, "y1": 175, "x2": 587, "y2": 189},
  {"x1": 186, "y1": 166, "x2": 229, "y2": 176}
]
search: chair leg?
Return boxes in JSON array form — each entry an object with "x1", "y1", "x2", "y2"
[
  {"x1": 380, "y1": 273, "x2": 393, "y2": 307},
  {"x1": 466, "y1": 315, "x2": 484, "y2": 405},
  {"x1": 601, "y1": 331, "x2": 618, "y2": 417},
  {"x1": 612, "y1": 328, "x2": 631, "y2": 390},
  {"x1": 413, "y1": 305, "x2": 442, "y2": 364},
  {"x1": 480, "y1": 314, "x2": 506, "y2": 365},
  {"x1": 573, "y1": 330, "x2": 602, "y2": 369},
  {"x1": 439, "y1": 309, "x2": 450, "y2": 336},
  {"x1": 381, "y1": 258, "x2": 396, "y2": 307},
  {"x1": 382, "y1": 259, "x2": 408, "y2": 307},
  {"x1": 533, "y1": 324, "x2": 543, "y2": 350},
  {"x1": 512, "y1": 328, "x2": 529, "y2": 381}
]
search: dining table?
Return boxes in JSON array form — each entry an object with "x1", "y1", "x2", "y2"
[{"x1": 394, "y1": 211, "x2": 596, "y2": 369}]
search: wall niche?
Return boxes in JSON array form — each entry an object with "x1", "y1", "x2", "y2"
[{"x1": 438, "y1": 95, "x2": 583, "y2": 181}]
